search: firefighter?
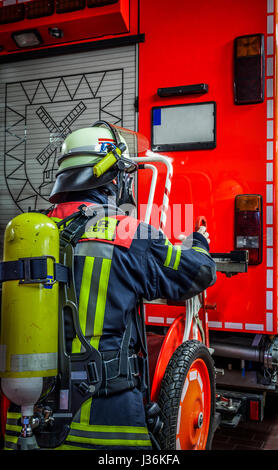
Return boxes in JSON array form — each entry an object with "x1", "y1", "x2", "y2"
[{"x1": 3, "y1": 122, "x2": 216, "y2": 451}]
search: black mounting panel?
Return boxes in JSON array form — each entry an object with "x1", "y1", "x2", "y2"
[{"x1": 157, "y1": 83, "x2": 208, "y2": 97}]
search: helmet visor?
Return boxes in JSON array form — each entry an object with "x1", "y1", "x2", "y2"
[{"x1": 93, "y1": 121, "x2": 149, "y2": 159}]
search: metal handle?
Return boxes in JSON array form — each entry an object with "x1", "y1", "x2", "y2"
[{"x1": 195, "y1": 215, "x2": 207, "y2": 231}]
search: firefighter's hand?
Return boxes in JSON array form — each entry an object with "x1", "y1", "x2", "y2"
[
  {"x1": 178, "y1": 226, "x2": 211, "y2": 245},
  {"x1": 197, "y1": 225, "x2": 210, "y2": 244}
]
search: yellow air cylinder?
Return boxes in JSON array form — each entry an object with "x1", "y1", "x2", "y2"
[{"x1": 0, "y1": 212, "x2": 59, "y2": 382}]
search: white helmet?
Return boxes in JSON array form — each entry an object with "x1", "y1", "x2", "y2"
[{"x1": 49, "y1": 121, "x2": 138, "y2": 204}]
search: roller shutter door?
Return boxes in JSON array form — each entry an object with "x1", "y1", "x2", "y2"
[{"x1": 0, "y1": 44, "x2": 137, "y2": 252}]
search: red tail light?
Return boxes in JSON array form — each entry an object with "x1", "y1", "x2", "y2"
[
  {"x1": 25, "y1": 0, "x2": 55, "y2": 19},
  {"x1": 235, "y1": 195, "x2": 262, "y2": 265},
  {"x1": 87, "y1": 0, "x2": 118, "y2": 6},
  {"x1": 0, "y1": 4, "x2": 24, "y2": 24},
  {"x1": 56, "y1": 0, "x2": 86, "y2": 14}
]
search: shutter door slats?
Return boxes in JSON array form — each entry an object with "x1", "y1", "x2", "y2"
[{"x1": 0, "y1": 45, "x2": 137, "y2": 252}]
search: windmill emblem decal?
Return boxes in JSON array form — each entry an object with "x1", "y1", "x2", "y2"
[
  {"x1": 4, "y1": 69, "x2": 124, "y2": 212},
  {"x1": 36, "y1": 102, "x2": 87, "y2": 192}
]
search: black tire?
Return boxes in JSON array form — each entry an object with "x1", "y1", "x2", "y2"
[{"x1": 157, "y1": 340, "x2": 216, "y2": 450}]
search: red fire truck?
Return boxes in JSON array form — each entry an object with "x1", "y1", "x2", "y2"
[{"x1": 0, "y1": 0, "x2": 276, "y2": 451}]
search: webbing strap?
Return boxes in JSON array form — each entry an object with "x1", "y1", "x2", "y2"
[
  {"x1": 0, "y1": 257, "x2": 69, "y2": 284},
  {"x1": 103, "y1": 354, "x2": 140, "y2": 381},
  {"x1": 119, "y1": 314, "x2": 133, "y2": 381},
  {"x1": 59, "y1": 204, "x2": 122, "y2": 248}
]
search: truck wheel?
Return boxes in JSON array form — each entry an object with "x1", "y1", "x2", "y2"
[{"x1": 157, "y1": 340, "x2": 215, "y2": 450}]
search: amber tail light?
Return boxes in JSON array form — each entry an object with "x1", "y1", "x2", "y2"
[
  {"x1": 235, "y1": 194, "x2": 262, "y2": 265},
  {"x1": 234, "y1": 34, "x2": 265, "y2": 105}
]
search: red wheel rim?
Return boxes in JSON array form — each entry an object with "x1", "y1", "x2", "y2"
[{"x1": 176, "y1": 358, "x2": 211, "y2": 450}]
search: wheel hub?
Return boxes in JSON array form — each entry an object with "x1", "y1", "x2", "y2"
[
  {"x1": 176, "y1": 358, "x2": 212, "y2": 450},
  {"x1": 195, "y1": 411, "x2": 204, "y2": 429}
]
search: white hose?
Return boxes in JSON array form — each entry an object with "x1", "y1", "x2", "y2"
[{"x1": 133, "y1": 151, "x2": 173, "y2": 231}]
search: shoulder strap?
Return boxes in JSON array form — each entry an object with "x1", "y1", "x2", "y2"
[{"x1": 58, "y1": 204, "x2": 123, "y2": 248}]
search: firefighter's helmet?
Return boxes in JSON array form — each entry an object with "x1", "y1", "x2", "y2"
[{"x1": 49, "y1": 121, "x2": 138, "y2": 205}]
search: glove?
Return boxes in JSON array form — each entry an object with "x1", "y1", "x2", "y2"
[
  {"x1": 178, "y1": 226, "x2": 211, "y2": 245},
  {"x1": 196, "y1": 225, "x2": 210, "y2": 245}
]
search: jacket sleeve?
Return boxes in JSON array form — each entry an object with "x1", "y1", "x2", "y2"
[{"x1": 140, "y1": 225, "x2": 217, "y2": 302}]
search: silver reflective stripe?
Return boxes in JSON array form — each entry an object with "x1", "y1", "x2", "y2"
[
  {"x1": 59, "y1": 389, "x2": 69, "y2": 410},
  {"x1": 69, "y1": 428, "x2": 151, "y2": 441},
  {"x1": 68, "y1": 145, "x2": 104, "y2": 153},
  {"x1": 168, "y1": 246, "x2": 178, "y2": 269},
  {"x1": 10, "y1": 352, "x2": 57, "y2": 372},
  {"x1": 0, "y1": 344, "x2": 6, "y2": 372},
  {"x1": 75, "y1": 241, "x2": 114, "y2": 260},
  {"x1": 6, "y1": 416, "x2": 20, "y2": 427},
  {"x1": 71, "y1": 371, "x2": 87, "y2": 380}
]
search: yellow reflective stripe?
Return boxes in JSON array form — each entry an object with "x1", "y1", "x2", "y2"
[
  {"x1": 55, "y1": 444, "x2": 91, "y2": 450},
  {"x1": 71, "y1": 422, "x2": 149, "y2": 434},
  {"x1": 6, "y1": 423, "x2": 21, "y2": 433},
  {"x1": 90, "y1": 258, "x2": 112, "y2": 350},
  {"x1": 164, "y1": 238, "x2": 173, "y2": 267},
  {"x1": 4, "y1": 434, "x2": 18, "y2": 444},
  {"x1": 164, "y1": 239, "x2": 182, "y2": 270},
  {"x1": 80, "y1": 398, "x2": 92, "y2": 425},
  {"x1": 7, "y1": 412, "x2": 21, "y2": 420},
  {"x1": 66, "y1": 434, "x2": 151, "y2": 447},
  {"x1": 72, "y1": 256, "x2": 95, "y2": 354},
  {"x1": 192, "y1": 246, "x2": 210, "y2": 256},
  {"x1": 173, "y1": 245, "x2": 181, "y2": 270}
]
